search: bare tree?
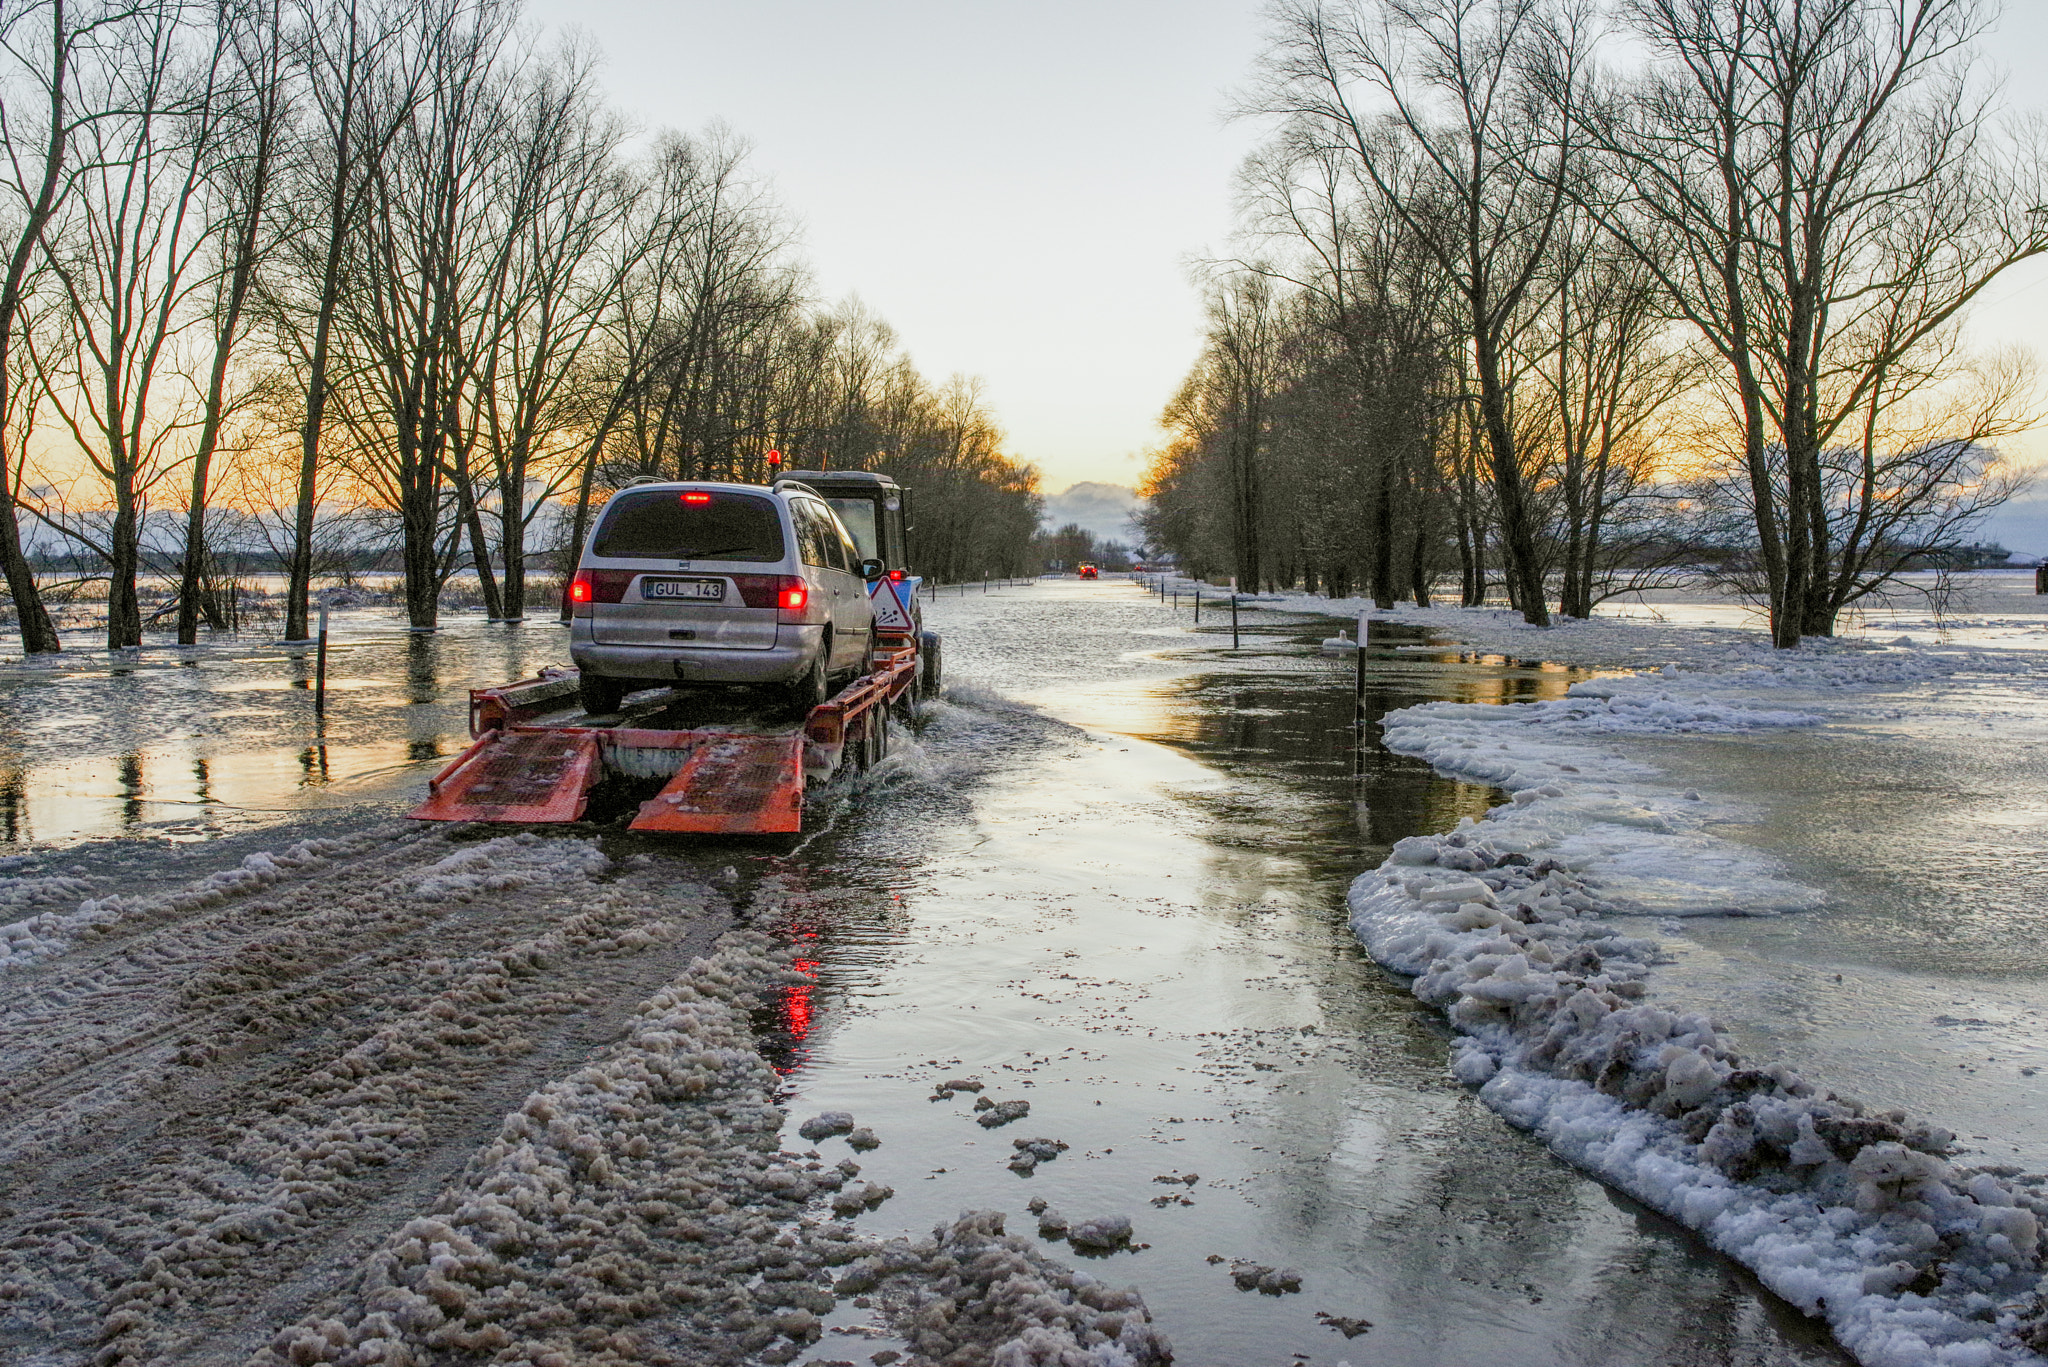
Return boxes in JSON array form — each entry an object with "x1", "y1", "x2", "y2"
[
  {"x1": 0, "y1": 0, "x2": 146, "y2": 653},
  {"x1": 1233, "y1": 133, "x2": 1457, "y2": 606},
  {"x1": 1166, "y1": 272, "x2": 1281, "y2": 590},
  {"x1": 175, "y1": 0, "x2": 289, "y2": 644},
  {"x1": 463, "y1": 44, "x2": 629, "y2": 619},
  {"x1": 264, "y1": 0, "x2": 414, "y2": 639},
  {"x1": 1255, "y1": 0, "x2": 1594, "y2": 625},
  {"x1": 29, "y1": 0, "x2": 229, "y2": 649},
  {"x1": 333, "y1": 0, "x2": 511, "y2": 630},
  {"x1": 1527, "y1": 204, "x2": 1692, "y2": 616},
  {"x1": 1581, "y1": 0, "x2": 2045, "y2": 643}
]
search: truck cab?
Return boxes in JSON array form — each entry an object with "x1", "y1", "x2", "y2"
[
  {"x1": 776, "y1": 471, "x2": 907, "y2": 569},
  {"x1": 776, "y1": 471, "x2": 922, "y2": 635}
]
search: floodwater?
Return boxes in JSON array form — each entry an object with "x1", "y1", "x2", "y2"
[
  {"x1": 0, "y1": 580, "x2": 1850, "y2": 1363},
  {"x1": 0, "y1": 616, "x2": 563, "y2": 847},
  {"x1": 762, "y1": 580, "x2": 1844, "y2": 1367},
  {"x1": 1595, "y1": 567, "x2": 2048, "y2": 651}
]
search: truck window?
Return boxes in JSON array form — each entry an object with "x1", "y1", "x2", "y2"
[
  {"x1": 593, "y1": 491, "x2": 784, "y2": 561},
  {"x1": 826, "y1": 497, "x2": 880, "y2": 564}
]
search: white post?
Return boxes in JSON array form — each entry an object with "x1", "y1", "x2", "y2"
[{"x1": 314, "y1": 600, "x2": 330, "y2": 716}]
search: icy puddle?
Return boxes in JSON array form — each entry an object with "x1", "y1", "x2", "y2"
[
  {"x1": 1611, "y1": 705, "x2": 2048, "y2": 1176},
  {"x1": 759, "y1": 581, "x2": 1845, "y2": 1367}
]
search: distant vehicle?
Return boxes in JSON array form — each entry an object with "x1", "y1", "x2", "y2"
[
  {"x1": 567, "y1": 480, "x2": 882, "y2": 717},
  {"x1": 1077, "y1": 563, "x2": 1099, "y2": 579}
]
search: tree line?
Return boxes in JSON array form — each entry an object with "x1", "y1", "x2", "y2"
[
  {"x1": 0, "y1": 0, "x2": 1041, "y2": 654},
  {"x1": 1144, "y1": 0, "x2": 2045, "y2": 644}
]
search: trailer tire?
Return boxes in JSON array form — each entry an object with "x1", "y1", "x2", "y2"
[
  {"x1": 918, "y1": 631, "x2": 943, "y2": 700},
  {"x1": 577, "y1": 671, "x2": 626, "y2": 715}
]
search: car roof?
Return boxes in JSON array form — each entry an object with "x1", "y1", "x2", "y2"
[{"x1": 614, "y1": 479, "x2": 783, "y2": 497}]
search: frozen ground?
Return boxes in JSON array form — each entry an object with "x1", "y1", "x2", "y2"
[{"x1": 1180, "y1": 571, "x2": 2048, "y2": 1364}]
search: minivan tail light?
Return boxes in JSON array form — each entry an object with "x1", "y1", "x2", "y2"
[
  {"x1": 730, "y1": 574, "x2": 809, "y2": 611},
  {"x1": 570, "y1": 569, "x2": 633, "y2": 606}
]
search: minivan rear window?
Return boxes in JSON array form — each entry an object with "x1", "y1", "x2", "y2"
[{"x1": 592, "y1": 490, "x2": 785, "y2": 562}]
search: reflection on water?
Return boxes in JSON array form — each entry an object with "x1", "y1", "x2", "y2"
[
  {"x1": 0, "y1": 738, "x2": 461, "y2": 844},
  {"x1": 0, "y1": 615, "x2": 568, "y2": 845},
  {"x1": 763, "y1": 586, "x2": 1845, "y2": 1367}
]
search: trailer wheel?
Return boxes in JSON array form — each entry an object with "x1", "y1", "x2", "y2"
[
  {"x1": 577, "y1": 671, "x2": 626, "y2": 715},
  {"x1": 918, "y1": 631, "x2": 943, "y2": 700}
]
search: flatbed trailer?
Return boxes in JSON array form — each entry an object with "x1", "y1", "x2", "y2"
[{"x1": 408, "y1": 633, "x2": 923, "y2": 835}]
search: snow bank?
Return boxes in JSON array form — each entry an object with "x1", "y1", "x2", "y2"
[
  {"x1": 0, "y1": 840, "x2": 342, "y2": 971},
  {"x1": 1354, "y1": 835, "x2": 2048, "y2": 1364},
  {"x1": 1331, "y1": 630, "x2": 2048, "y2": 1361},
  {"x1": 1378, "y1": 687, "x2": 1823, "y2": 917}
]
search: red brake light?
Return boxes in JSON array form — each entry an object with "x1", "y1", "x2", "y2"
[
  {"x1": 570, "y1": 569, "x2": 633, "y2": 605},
  {"x1": 730, "y1": 574, "x2": 810, "y2": 610},
  {"x1": 682, "y1": 492, "x2": 711, "y2": 504},
  {"x1": 888, "y1": 569, "x2": 904, "y2": 583}
]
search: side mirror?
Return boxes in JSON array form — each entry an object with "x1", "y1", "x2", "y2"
[{"x1": 858, "y1": 557, "x2": 886, "y2": 582}]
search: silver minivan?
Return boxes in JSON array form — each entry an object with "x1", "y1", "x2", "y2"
[{"x1": 567, "y1": 480, "x2": 880, "y2": 717}]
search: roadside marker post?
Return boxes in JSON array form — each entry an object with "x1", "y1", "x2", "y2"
[
  {"x1": 1230, "y1": 579, "x2": 1239, "y2": 650},
  {"x1": 1354, "y1": 612, "x2": 1369, "y2": 771},
  {"x1": 314, "y1": 600, "x2": 330, "y2": 717}
]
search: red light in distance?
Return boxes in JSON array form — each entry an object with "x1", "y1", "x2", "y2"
[{"x1": 888, "y1": 569, "x2": 904, "y2": 583}]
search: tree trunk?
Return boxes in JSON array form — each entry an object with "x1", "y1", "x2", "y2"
[
  {"x1": 0, "y1": 0, "x2": 74, "y2": 656},
  {"x1": 107, "y1": 477, "x2": 141, "y2": 649},
  {"x1": 1472, "y1": 329, "x2": 1549, "y2": 626}
]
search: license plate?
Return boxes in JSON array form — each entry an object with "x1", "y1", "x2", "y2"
[{"x1": 640, "y1": 577, "x2": 724, "y2": 602}]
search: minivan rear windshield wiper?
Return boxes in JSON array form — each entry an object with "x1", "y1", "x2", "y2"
[{"x1": 676, "y1": 545, "x2": 765, "y2": 559}]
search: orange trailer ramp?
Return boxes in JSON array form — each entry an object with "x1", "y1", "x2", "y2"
[
  {"x1": 625, "y1": 731, "x2": 807, "y2": 834},
  {"x1": 411, "y1": 728, "x2": 604, "y2": 824}
]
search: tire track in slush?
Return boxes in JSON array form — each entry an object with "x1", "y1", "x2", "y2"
[{"x1": 0, "y1": 823, "x2": 736, "y2": 1362}]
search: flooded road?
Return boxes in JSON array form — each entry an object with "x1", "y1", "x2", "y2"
[
  {"x1": 0, "y1": 580, "x2": 1851, "y2": 1363},
  {"x1": 767, "y1": 580, "x2": 1845, "y2": 1366}
]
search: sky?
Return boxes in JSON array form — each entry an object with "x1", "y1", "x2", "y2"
[{"x1": 525, "y1": 0, "x2": 2048, "y2": 547}]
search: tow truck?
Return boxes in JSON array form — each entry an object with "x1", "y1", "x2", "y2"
[{"x1": 409, "y1": 471, "x2": 939, "y2": 836}]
